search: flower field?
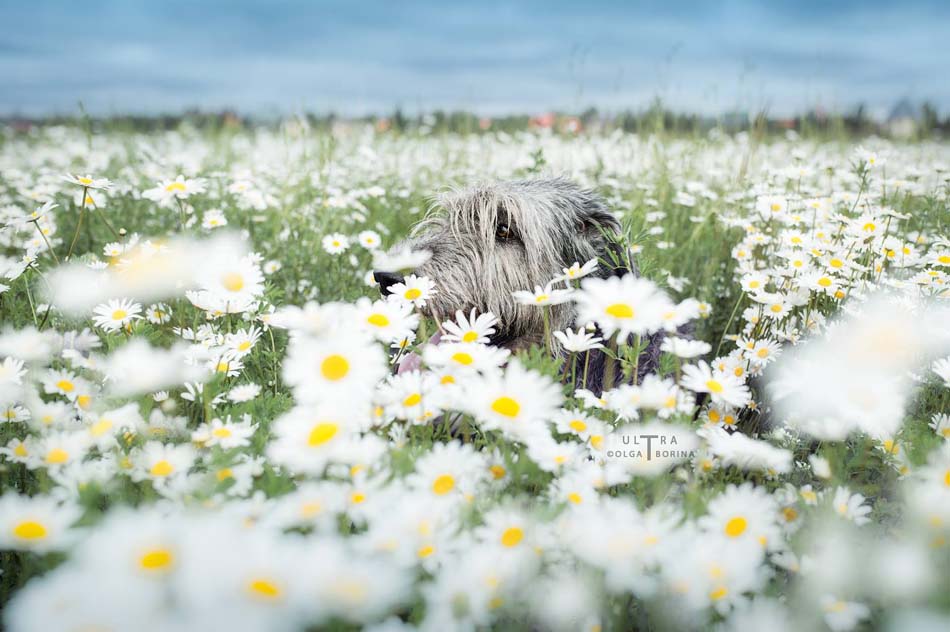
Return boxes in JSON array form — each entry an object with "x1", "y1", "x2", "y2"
[{"x1": 1, "y1": 123, "x2": 949, "y2": 631}]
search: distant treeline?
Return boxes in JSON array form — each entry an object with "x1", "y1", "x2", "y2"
[{"x1": 3, "y1": 100, "x2": 948, "y2": 139}]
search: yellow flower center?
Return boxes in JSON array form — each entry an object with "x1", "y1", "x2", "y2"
[
  {"x1": 567, "y1": 492, "x2": 582, "y2": 504},
  {"x1": 432, "y1": 474, "x2": 455, "y2": 495},
  {"x1": 569, "y1": 419, "x2": 587, "y2": 432},
  {"x1": 248, "y1": 579, "x2": 282, "y2": 600},
  {"x1": 78, "y1": 176, "x2": 93, "y2": 185},
  {"x1": 212, "y1": 427, "x2": 232, "y2": 438},
  {"x1": 756, "y1": 348, "x2": 769, "y2": 358},
  {"x1": 418, "y1": 544, "x2": 435, "y2": 558},
  {"x1": 770, "y1": 304, "x2": 783, "y2": 313},
  {"x1": 308, "y1": 422, "x2": 338, "y2": 446},
  {"x1": 706, "y1": 380, "x2": 724, "y2": 394},
  {"x1": 150, "y1": 460, "x2": 174, "y2": 477},
  {"x1": 440, "y1": 374, "x2": 456, "y2": 385},
  {"x1": 14, "y1": 444, "x2": 28, "y2": 457},
  {"x1": 77, "y1": 394, "x2": 92, "y2": 410},
  {"x1": 367, "y1": 313, "x2": 389, "y2": 327},
  {"x1": 111, "y1": 309, "x2": 128, "y2": 320},
  {"x1": 165, "y1": 182, "x2": 187, "y2": 193},
  {"x1": 501, "y1": 527, "x2": 524, "y2": 547},
  {"x1": 535, "y1": 294, "x2": 549, "y2": 303},
  {"x1": 56, "y1": 379, "x2": 75, "y2": 392},
  {"x1": 817, "y1": 277, "x2": 832, "y2": 288},
  {"x1": 451, "y1": 352, "x2": 473, "y2": 365},
  {"x1": 724, "y1": 516, "x2": 748, "y2": 537},
  {"x1": 13, "y1": 520, "x2": 48, "y2": 540},
  {"x1": 238, "y1": 341, "x2": 252, "y2": 351},
  {"x1": 748, "y1": 280, "x2": 760, "y2": 289},
  {"x1": 491, "y1": 396, "x2": 520, "y2": 418},
  {"x1": 216, "y1": 468, "x2": 233, "y2": 481},
  {"x1": 222, "y1": 272, "x2": 245, "y2": 292},
  {"x1": 489, "y1": 465, "x2": 506, "y2": 479},
  {"x1": 605, "y1": 303, "x2": 634, "y2": 319},
  {"x1": 404, "y1": 288, "x2": 422, "y2": 300},
  {"x1": 139, "y1": 548, "x2": 174, "y2": 571},
  {"x1": 90, "y1": 419, "x2": 113, "y2": 437},
  {"x1": 403, "y1": 393, "x2": 421, "y2": 407},
  {"x1": 938, "y1": 255, "x2": 950, "y2": 264},
  {"x1": 863, "y1": 222, "x2": 876, "y2": 232},
  {"x1": 301, "y1": 501, "x2": 322, "y2": 518},
  {"x1": 462, "y1": 331, "x2": 479, "y2": 343},
  {"x1": 710, "y1": 586, "x2": 728, "y2": 601},
  {"x1": 320, "y1": 354, "x2": 349, "y2": 381},
  {"x1": 351, "y1": 492, "x2": 366, "y2": 504},
  {"x1": 46, "y1": 448, "x2": 69, "y2": 464}
]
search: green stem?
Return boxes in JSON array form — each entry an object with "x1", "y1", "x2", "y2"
[
  {"x1": 65, "y1": 186, "x2": 89, "y2": 261},
  {"x1": 32, "y1": 220, "x2": 60, "y2": 265}
]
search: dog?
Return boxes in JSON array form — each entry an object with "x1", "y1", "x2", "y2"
[{"x1": 374, "y1": 177, "x2": 662, "y2": 392}]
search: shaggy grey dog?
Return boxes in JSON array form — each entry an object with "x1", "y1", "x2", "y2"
[{"x1": 374, "y1": 177, "x2": 662, "y2": 392}]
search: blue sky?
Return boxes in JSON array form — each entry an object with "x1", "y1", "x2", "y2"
[{"x1": 2, "y1": 0, "x2": 948, "y2": 117}]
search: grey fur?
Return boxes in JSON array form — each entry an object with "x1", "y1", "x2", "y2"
[{"x1": 388, "y1": 177, "x2": 661, "y2": 391}]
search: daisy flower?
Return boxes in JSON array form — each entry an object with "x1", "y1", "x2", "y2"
[
  {"x1": 756, "y1": 194, "x2": 787, "y2": 218},
  {"x1": 660, "y1": 337, "x2": 711, "y2": 359},
  {"x1": 387, "y1": 274, "x2": 437, "y2": 308},
  {"x1": 322, "y1": 233, "x2": 350, "y2": 254},
  {"x1": 575, "y1": 274, "x2": 672, "y2": 341},
  {"x1": 378, "y1": 371, "x2": 443, "y2": 423},
  {"x1": 512, "y1": 284, "x2": 574, "y2": 307},
  {"x1": 35, "y1": 431, "x2": 92, "y2": 469},
  {"x1": 201, "y1": 209, "x2": 228, "y2": 230},
  {"x1": 553, "y1": 327, "x2": 604, "y2": 352},
  {"x1": 358, "y1": 230, "x2": 382, "y2": 249},
  {"x1": 192, "y1": 415, "x2": 257, "y2": 449},
  {"x1": 63, "y1": 173, "x2": 112, "y2": 190},
  {"x1": 355, "y1": 298, "x2": 419, "y2": 343},
  {"x1": 228, "y1": 383, "x2": 262, "y2": 403},
  {"x1": 225, "y1": 327, "x2": 263, "y2": 357},
  {"x1": 932, "y1": 356, "x2": 950, "y2": 387},
  {"x1": 92, "y1": 298, "x2": 142, "y2": 332},
  {"x1": 0, "y1": 493, "x2": 81, "y2": 553},
  {"x1": 267, "y1": 403, "x2": 366, "y2": 476},
  {"x1": 282, "y1": 329, "x2": 387, "y2": 405},
  {"x1": 142, "y1": 175, "x2": 207, "y2": 206},
  {"x1": 145, "y1": 302, "x2": 173, "y2": 324},
  {"x1": 821, "y1": 596, "x2": 870, "y2": 632},
  {"x1": 699, "y1": 483, "x2": 781, "y2": 553},
  {"x1": 407, "y1": 441, "x2": 486, "y2": 501},
  {"x1": 195, "y1": 255, "x2": 265, "y2": 305},
  {"x1": 465, "y1": 360, "x2": 562, "y2": 441},
  {"x1": 680, "y1": 361, "x2": 750, "y2": 408},
  {"x1": 929, "y1": 413, "x2": 950, "y2": 439},
  {"x1": 476, "y1": 508, "x2": 534, "y2": 551},
  {"x1": 42, "y1": 369, "x2": 82, "y2": 398},
  {"x1": 556, "y1": 258, "x2": 599, "y2": 283},
  {"x1": 0, "y1": 356, "x2": 26, "y2": 387},
  {"x1": 746, "y1": 339, "x2": 782, "y2": 367},
  {"x1": 440, "y1": 309, "x2": 498, "y2": 344},
  {"x1": 130, "y1": 441, "x2": 197, "y2": 485},
  {"x1": 830, "y1": 487, "x2": 872, "y2": 525}
]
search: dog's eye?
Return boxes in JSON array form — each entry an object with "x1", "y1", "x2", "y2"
[{"x1": 496, "y1": 224, "x2": 512, "y2": 240}]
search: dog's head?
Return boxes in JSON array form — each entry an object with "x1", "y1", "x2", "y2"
[{"x1": 374, "y1": 178, "x2": 627, "y2": 347}]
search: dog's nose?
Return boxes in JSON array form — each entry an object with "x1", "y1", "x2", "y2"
[{"x1": 373, "y1": 271, "x2": 405, "y2": 297}]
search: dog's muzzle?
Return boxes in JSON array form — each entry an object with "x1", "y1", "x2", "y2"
[{"x1": 373, "y1": 271, "x2": 405, "y2": 297}]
